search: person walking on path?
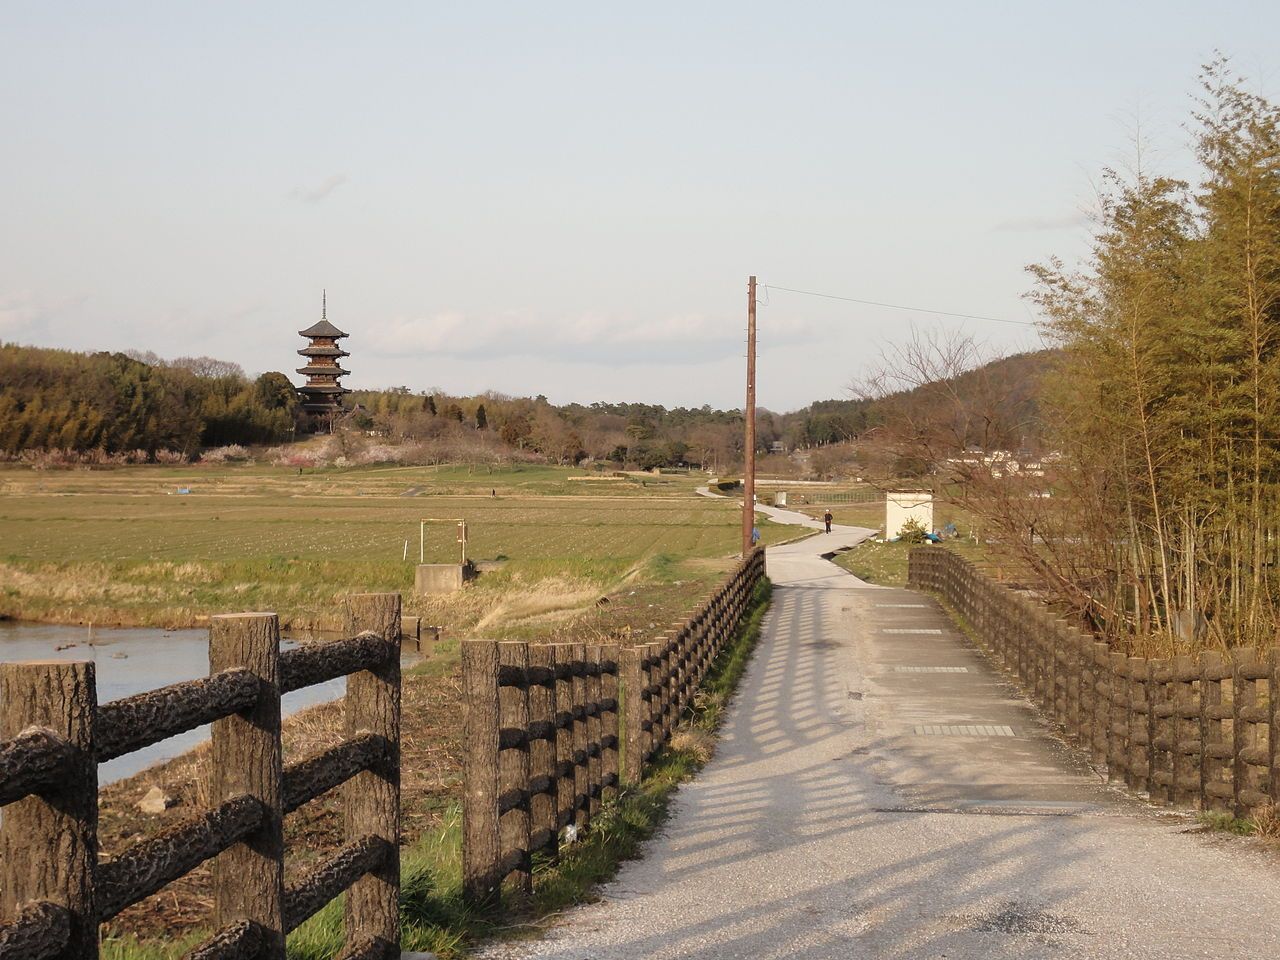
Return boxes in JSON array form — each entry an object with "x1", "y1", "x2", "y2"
[{"x1": 823, "y1": 509, "x2": 833, "y2": 533}]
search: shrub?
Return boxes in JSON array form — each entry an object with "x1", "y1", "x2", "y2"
[
  {"x1": 357, "y1": 444, "x2": 407, "y2": 465},
  {"x1": 200, "y1": 444, "x2": 251, "y2": 463},
  {"x1": 897, "y1": 517, "x2": 929, "y2": 544}
]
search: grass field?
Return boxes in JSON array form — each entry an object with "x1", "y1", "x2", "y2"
[
  {"x1": 0, "y1": 463, "x2": 792, "y2": 640},
  {"x1": 0, "y1": 461, "x2": 791, "y2": 954},
  {"x1": 830, "y1": 501, "x2": 987, "y2": 588}
]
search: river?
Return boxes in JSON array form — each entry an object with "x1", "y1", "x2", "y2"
[{"x1": 0, "y1": 621, "x2": 403, "y2": 783}]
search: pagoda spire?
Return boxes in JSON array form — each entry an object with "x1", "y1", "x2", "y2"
[{"x1": 296, "y1": 293, "x2": 349, "y2": 414}]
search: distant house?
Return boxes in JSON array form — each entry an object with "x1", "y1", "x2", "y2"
[
  {"x1": 942, "y1": 448, "x2": 1057, "y2": 479},
  {"x1": 769, "y1": 441, "x2": 786, "y2": 455}
]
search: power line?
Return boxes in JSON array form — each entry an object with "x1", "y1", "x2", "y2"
[{"x1": 760, "y1": 283, "x2": 1038, "y2": 327}]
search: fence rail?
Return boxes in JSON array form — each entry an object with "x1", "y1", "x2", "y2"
[
  {"x1": 0, "y1": 594, "x2": 403, "y2": 960},
  {"x1": 461, "y1": 547, "x2": 766, "y2": 903},
  {"x1": 909, "y1": 548, "x2": 1280, "y2": 817},
  {"x1": 783, "y1": 490, "x2": 886, "y2": 505}
]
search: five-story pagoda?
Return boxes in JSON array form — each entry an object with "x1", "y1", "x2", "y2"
[{"x1": 296, "y1": 292, "x2": 350, "y2": 414}]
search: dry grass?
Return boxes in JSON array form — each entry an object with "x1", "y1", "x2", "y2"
[
  {"x1": 472, "y1": 577, "x2": 604, "y2": 632},
  {"x1": 97, "y1": 665, "x2": 463, "y2": 943},
  {"x1": 4, "y1": 463, "x2": 792, "y2": 949},
  {"x1": 668, "y1": 727, "x2": 717, "y2": 764},
  {"x1": 0, "y1": 462, "x2": 798, "y2": 630},
  {"x1": 1249, "y1": 801, "x2": 1280, "y2": 841}
]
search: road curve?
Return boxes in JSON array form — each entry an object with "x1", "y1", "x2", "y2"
[{"x1": 481, "y1": 499, "x2": 1280, "y2": 959}]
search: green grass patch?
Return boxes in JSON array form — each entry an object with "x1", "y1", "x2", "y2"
[
  {"x1": 0, "y1": 464, "x2": 795, "y2": 628},
  {"x1": 1197, "y1": 811, "x2": 1257, "y2": 836},
  {"x1": 833, "y1": 538, "x2": 913, "y2": 587},
  {"x1": 100, "y1": 933, "x2": 205, "y2": 960}
]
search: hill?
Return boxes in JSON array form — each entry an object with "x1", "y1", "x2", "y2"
[{"x1": 0, "y1": 341, "x2": 1054, "y2": 471}]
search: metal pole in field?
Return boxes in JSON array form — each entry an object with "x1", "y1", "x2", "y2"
[{"x1": 742, "y1": 275, "x2": 757, "y2": 558}]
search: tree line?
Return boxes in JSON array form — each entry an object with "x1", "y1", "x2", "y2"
[
  {"x1": 1, "y1": 341, "x2": 874, "y2": 469},
  {"x1": 0, "y1": 344, "x2": 299, "y2": 456},
  {"x1": 345, "y1": 388, "x2": 875, "y2": 471},
  {"x1": 958, "y1": 58, "x2": 1280, "y2": 655}
]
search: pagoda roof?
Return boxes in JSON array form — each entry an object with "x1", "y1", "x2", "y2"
[
  {"x1": 297, "y1": 364, "x2": 351, "y2": 377},
  {"x1": 298, "y1": 383, "x2": 349, "y2": 395},
  {"x1": 297, "y1": 344, "x2": 350, "y2": 358},
  {"x1": 298, "y1": 319, "x2": 348, "y2": 339}
]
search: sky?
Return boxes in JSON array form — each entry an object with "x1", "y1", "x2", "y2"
[{"x1": 3, "y1": 1, "x2": 1279, "y2": 412}]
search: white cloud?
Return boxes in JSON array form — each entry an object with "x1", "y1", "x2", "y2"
[
  {"x1": 0, "y1": 292, "x2": 86, "y2": 339},
  {"x1": 991, "y1": 212, "x2": 1091, "y2": 232},
  {"x1": 291, "y1": 173, "x2": 348, "y2": 203},
  {"x1": 360, "y1": 310, "x2": 814, "y2": 366}
]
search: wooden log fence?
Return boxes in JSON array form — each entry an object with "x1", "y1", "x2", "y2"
[
  {"x1": 462, "y1": 546, "x2": 766, "y2": 904},
  {"x1": 0, "y1": 594, "x2": 403, "y2": 960},
  {"x1": 909, "y1": 548, "x2": 1279, "y2": 819}
]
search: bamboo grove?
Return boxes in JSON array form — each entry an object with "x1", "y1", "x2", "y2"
[{"x1": 1026, "y1": 60, "x2": 1280, "y2": 656}]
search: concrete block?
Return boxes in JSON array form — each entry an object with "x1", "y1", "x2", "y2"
[
  {"x1": 415, "y1": 564, "x2": 466, "y2": 595},
  {"x1": 400, "y1": 615, "x2": 421, "y2": 649}
]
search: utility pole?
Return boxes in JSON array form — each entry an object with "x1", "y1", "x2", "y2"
[{"x1": 742, "y1": 275, "x2": 757, "y2": 558}]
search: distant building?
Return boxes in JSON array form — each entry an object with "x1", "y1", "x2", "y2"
[{"x1": 296, "y1": 293, "x2": 350, "y2": 414}]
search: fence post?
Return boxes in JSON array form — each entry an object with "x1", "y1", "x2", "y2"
[
  {"x1": 1018, "y1": 604, "x2": 1033, "y2": 688},
  {"x1": 1172, "y1": 654, "x2": 1199, "y2": 807},
  {"x1": 1091, "y1": 642, "x2": 1110, "y2": 768},
  {"x1": 209, "y1": 613, "x2": 285, "y2": 959},
  {"x1": 601, "y1": 645, "x2": 620, "y2": 803},
  {"x1": 0, "y1": 661, "x2": 97, "y2": 960},
  {"x1": 621, "y1": 647, "x2": 647, "y2": 786},
  {"x1": 647, "y1": 642, "x2": 665, "y2": 758},
  {"x1": 462, "y1": 639, "x2": 500, "y2": 904},
  {"x1": 1126, "y1": 655, "x2": 1148, "y2": 794},
  {"x1": 1231, "y1": 648, "x2": 1260, "y2": 819},
  {"x1": 709, "y1": 598, "x2": 725, "y2": 662},
  {"x1": 497, "y1": 642, "x2": 531, "y2": 894},
  {"x1": 1150, "y1": 659, "x2": 1172, "y2": 804},
  {"x1": 1063, "y1": 622, "x2": 1081, "y2": 738},
  {"x1": 526, "y1": 644, "x2": 557, "y2": 858},
  {"x1": 1107, "y1": 652, "x2": 1128, "y2": 783},
  {"x1": 1200, "y1": 650, "x2": 1229, "y2": 812},
  {"x1": 342, "y1": 593, "x2": 401, "y2": 953},
  {"x1": 570, "y1": 643, "x2": 589, "y2": 830},
  {"x1": 1271, "y1": 649, "x2": 1280, "y2": 806},
  {"x1": 1076, "y1": 631, "x2": 1093, "y2": 755},
  {"x1": 585, "y1": 645, "x2": 603, "y2": 818},
  {"x1": 668, "y1": 626, "x2": 686, "y2": 717},
  {"x1": 551, "y1": 645, "x2": 576, "y2": 833}
]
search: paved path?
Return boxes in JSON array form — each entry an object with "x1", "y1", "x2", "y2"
[{"x1": 484, "y1": 510, "x2": 1280, "y2": 959}]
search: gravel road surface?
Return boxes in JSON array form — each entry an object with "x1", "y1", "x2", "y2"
[{"x1": 481, "y1": 506, "x2": 1280, "y2": 959}]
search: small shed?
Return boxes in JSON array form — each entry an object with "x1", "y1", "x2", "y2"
[{"x1": 886, "y1": 491, "x2": 934, "y2": 538}]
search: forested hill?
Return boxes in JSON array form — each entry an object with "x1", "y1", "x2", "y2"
[
  {"x1": 0, "y1": 343, "x2": 297, "y2": 456},
  {"x1": 0, "y1": 340, "x2": 1049, "y2": 466},
  {"x1": 869, "y1": 349, "x2": 1055, "y2": 452}
]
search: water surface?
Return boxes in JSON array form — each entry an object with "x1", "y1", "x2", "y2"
[{"x1": 0, "y1": 621, "x2": 370, "y2": 783}]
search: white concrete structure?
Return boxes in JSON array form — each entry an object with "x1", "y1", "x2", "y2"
[{"x1": 886, "y1": 491, "x2": 934, "y2": 537}]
